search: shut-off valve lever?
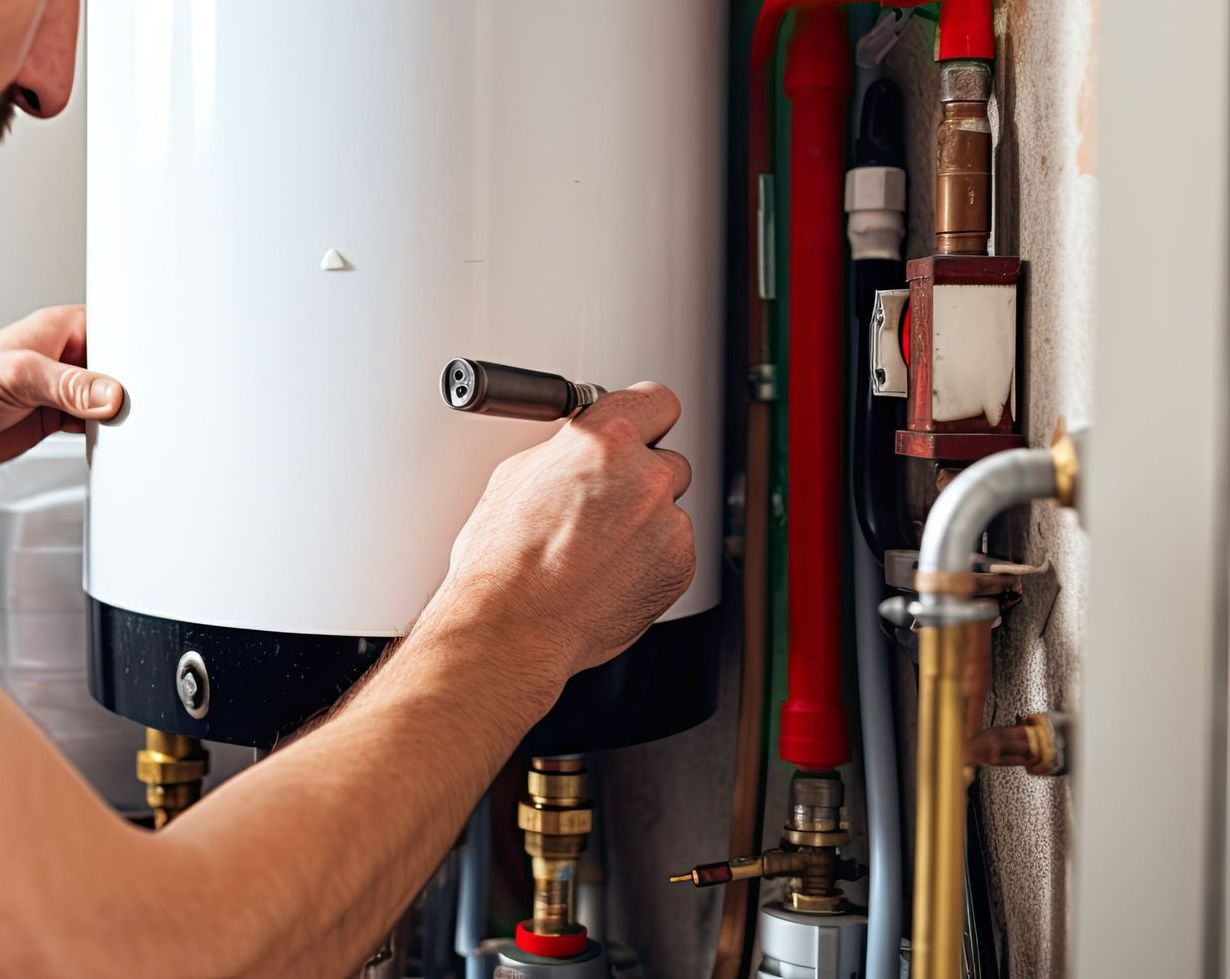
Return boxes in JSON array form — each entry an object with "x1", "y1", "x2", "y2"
[{"x1": 441, "y1": 357, "x2": 607, "y2": 422}]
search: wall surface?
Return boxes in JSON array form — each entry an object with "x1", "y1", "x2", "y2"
[
  {"x1": 0, "y1": 50, "x2": 85, "y2": 325},
  {"x1": 1075, "y1": 1, "x2": 1228, "y2": 977}
]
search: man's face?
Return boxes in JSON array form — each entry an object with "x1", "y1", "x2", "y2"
[{"x1": 0, "y1": 0, "x2": 80, "y2": 138}]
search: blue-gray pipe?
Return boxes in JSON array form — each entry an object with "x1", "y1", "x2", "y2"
[
  {"x1": 455, "y1": 794, "x2": 491, "y2": 979},
  {"x1": 855, "y1": 538, "x2": 903, "y2": 979},
  {"x1": 849, "y1": 12, "x2": 905, "y2": 977}
]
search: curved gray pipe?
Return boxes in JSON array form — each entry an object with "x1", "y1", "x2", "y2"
[
  {"x1": 855, "y1": 541, "x2": 903, "y2": 979},
  {"x1": 918, "y1": 448, "x2": 1057, "y2": 581}
]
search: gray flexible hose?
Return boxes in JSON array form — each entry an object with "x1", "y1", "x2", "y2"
[
  {"x1": 855, "y1": 539, "x2": 903, "y2": 979},
  {"x1": 455, "y1": 794, "x2": 491, "y2": 979}
]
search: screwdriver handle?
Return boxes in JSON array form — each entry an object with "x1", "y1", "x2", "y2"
[{"x1": 441, "y1": 358, "x2": 606, "y2": 422}]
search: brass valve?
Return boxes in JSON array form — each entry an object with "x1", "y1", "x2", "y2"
[
  {"x1": 135, "y1": 728, "x2": 209, "y2": 829},
  {"x1": 517, "y1": 756, "x2": 593, "y2": 944},
  {"x1": 668, "y1": 772, "x2": 862, "y2": 915}
]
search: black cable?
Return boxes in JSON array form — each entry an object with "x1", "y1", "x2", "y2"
[{"x1": 847, "y1": 79, "x2": 911, "y2": 562}]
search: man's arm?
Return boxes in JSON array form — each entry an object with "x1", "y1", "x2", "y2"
[{"x1": 0, "y1": 382, "x2": 695, "y2": 978}]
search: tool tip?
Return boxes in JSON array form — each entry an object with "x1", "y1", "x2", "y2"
[{"x1": 668, "y1": 872, "x2": 693, "y2": 885}]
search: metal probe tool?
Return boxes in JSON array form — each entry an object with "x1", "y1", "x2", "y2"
[{"x1": 441, "y1": 358, "x2": 607, "y2": 421}]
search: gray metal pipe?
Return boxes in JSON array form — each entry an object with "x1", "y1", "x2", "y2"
[
  {"x1": 854, "y1": 540, "x2": 903, "y2": 979},
  {"x1": 917, "y1": 448, "x2": 1057, "y2": 581}
]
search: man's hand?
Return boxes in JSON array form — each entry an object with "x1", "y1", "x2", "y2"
[
  {"x1": 0, "y1": 305, "x2": 124, "y2": 460},
  {"x1": 435, "y1": 381, "x2": 697, "y2": 684}
]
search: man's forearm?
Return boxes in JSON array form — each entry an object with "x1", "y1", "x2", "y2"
[
  {"x1": 7, "y1": 597, "x2": 563, "y2": 979},
  {"x1": 165, "y1": 604, "x2": 562, "y2": 976}
]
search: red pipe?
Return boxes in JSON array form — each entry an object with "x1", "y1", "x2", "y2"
[
  {"x1": 748, "y1": 0, "x2": 979, "y2": 773},
  {"x1": 939, "y1": 0, "x2": 995, "y2": 61},
  {"x1": 779, "y1": 6, "x2": 852, "y2": 771},
  {"x1": 747, "y1": 0, "x2": 996, "y2": 770}
]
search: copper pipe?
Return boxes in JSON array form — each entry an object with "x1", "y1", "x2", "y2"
[
  {"x1": 710, "y1": 13, "x2": 777, "y2": 968},
  {"x1": 935, "y1": 62, "x2": 992, "y2": 256},
  {"x1": 710, "y1": 399, "x2": 769, "y2": 979},
  {"x1": 966, "y1": 725, "x2": 1035, "y2": 768}
]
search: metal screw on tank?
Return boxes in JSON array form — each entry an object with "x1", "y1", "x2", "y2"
[{"x1": 176, "y1": 650, "x2": 210, "y2": 719}]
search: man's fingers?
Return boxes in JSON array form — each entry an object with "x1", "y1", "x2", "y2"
[
  {"x1": 0, "y1": 305, "x2": 86, "y2": 359},
  {"x1": 654, "y1": 448, "x2": 692, "y2": 500},
  {"x1": 0, "y1": 350, "x2": 124, "y2": 420},
  {"x1": 581, "y1": 381, "x2": 681, "y2": 446}
]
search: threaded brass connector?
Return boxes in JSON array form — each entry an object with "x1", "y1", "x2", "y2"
[{"x1": 136, "y1": 729, "x2": 209, "y2": 829}]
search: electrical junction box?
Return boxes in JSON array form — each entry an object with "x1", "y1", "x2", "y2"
[{"x1": 896, "y1": 255, "x2": 1025, "y2": 462}]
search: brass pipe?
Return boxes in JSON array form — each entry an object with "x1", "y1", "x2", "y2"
[
  {"x1": 913, "y1": 625, "x2": 970, "y2": 979},
  {"x1": 908, "y1": 424, "x2": 1082, "y2": 976}
]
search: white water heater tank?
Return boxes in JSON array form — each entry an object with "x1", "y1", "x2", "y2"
[{"x1": 84, "y1": 2, "x2": 727, "y2": 749}]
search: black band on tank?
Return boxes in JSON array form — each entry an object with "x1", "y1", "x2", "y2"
[
  {"x1": 88, "y1": 599, "x2": 721, "y2": 752},
  {"x1": 87, "y1": 599, "x2": 389, "y2": 747}
]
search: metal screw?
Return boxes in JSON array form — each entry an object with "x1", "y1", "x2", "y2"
[{"x1": 176, "y1": 651, "x2": 210, "y2": 720}]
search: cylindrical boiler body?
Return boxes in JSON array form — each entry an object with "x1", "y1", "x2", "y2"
[{"x1": 84, "y1": 1, "x2": 727, "y2": 748}]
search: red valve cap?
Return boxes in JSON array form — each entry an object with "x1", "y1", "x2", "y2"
[{"x1": 514, "y1": 921, "x2": 589, "y2": 959}]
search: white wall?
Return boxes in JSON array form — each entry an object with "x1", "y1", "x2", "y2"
[
  {"x1": 0, "y1": 39, "x2": 85, "y2": 325},
  {"x1": 1074, "y1": 1, "x2": 1229, "y2": 976}
]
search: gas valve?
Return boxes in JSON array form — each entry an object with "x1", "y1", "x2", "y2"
[{"x1": 669, "y1": 773, "x2": 864, "y2": 916}]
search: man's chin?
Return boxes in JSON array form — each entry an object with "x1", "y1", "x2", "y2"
[{"x1": 0, "y1": 85, "x2": 17, "y2": 141}]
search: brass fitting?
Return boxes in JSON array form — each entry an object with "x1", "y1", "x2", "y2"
[
  {"x1": 518, "y1": 757, "x2": 592, "y2": 939},
  {"x1": 935, "y1": 62, "x2": 992, "y2": 256},
  {"x1": 669, "y1": 773, "x2": 860, "y2": 916},
  {"x1": 136, "y1": 728, "x2": 209, "y2": 829},
  {"x1": 1050, "y1": 418, "x2": 1080, "y2": 509},
  {"x1": 1023, "y1": 711, "x2": 1071, "y2": 776}
]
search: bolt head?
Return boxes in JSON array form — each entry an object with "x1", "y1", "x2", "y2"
[
  {"x1": 175, "y1": 651, "x2": 210, "y2": 719},
  {"x1": 179, "y1": 670, "x2": 200, "y2": 705}
]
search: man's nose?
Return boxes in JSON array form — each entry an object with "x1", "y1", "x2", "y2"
[{"x1": 12, "y1": 7, "x2": 78, "y2": 119}]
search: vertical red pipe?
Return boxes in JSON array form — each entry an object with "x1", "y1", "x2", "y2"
[
  {"x1": 938, "y1": 0, "x2": 996, "y2": 61},
  {"x1": 778, "y1": 6, "x2": 852, "y2": 772}
]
